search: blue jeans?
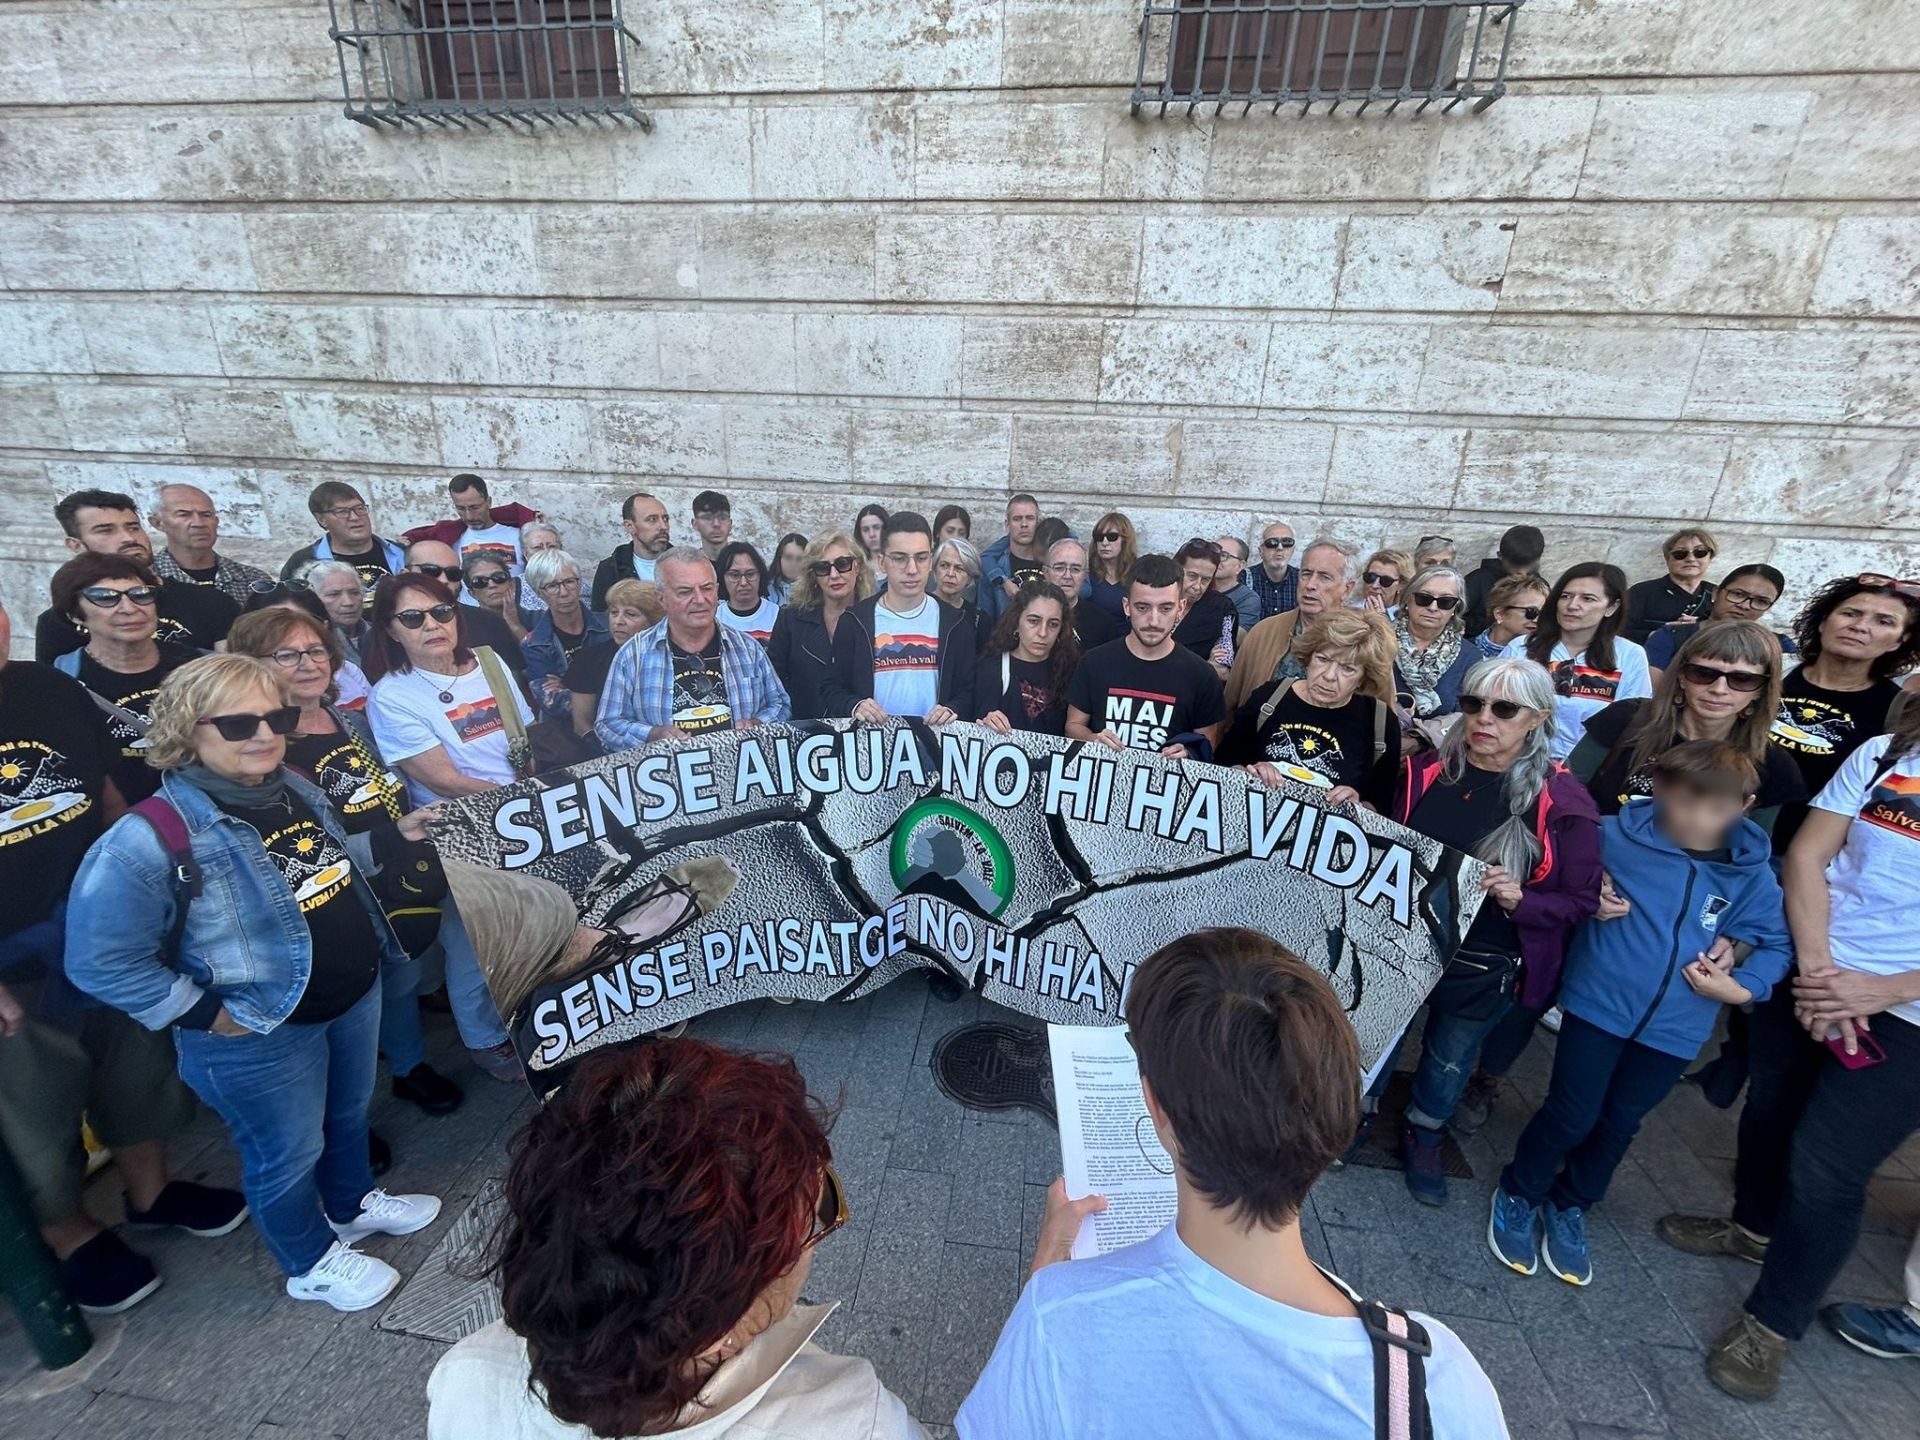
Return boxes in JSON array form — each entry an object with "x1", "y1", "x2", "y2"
[
  {"x1": 437, "y1": 898, "x2": 508, "y2": 1052},
  {"x1": 1369, "y1": 981, "x2": 1515, "y2": 1131},
  {"x1": 379, "y1": 955, "x2": 425, "y2": 1074},
  {"x1": 174, "y1": 981, "x2": 379, "y2": 1276},
  {"x1": 1500, "y1": 1012, "x2": 1689, "y2": 1212}
]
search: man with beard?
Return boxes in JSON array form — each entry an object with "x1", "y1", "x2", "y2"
[
  {"x1": 1067, "y1": 555, "x2": 1224, "y2": 760},
  {"x1": 591, "y1": 491, "x2": 673, "y2": 610},
  {"x1": 34, "y1": 489, "x2": 238, "y2": 661}
]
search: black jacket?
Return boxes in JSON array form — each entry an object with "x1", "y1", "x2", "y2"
[
  {"x1": 590, "y1": 542, "x2": 641, "y2": 612},
  {"x1": 1462, "y1": 558, "x2": 1511, "y2": 637},
  {"x1": 1624, "y1": 576, "x2": 1715, "y2": 645},
  {"x1": 814, "y1": 594, "x2": 978, "y2": 721},
  {"x1": 768, "y1": 603, "x2": 868, "y2": 721},
  {"x1": 34, "y1": 580, "x2": 238, "y2": 662}
]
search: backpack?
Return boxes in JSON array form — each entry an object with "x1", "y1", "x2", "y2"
[
  {"x1": 127, "y1": 795, "x2": 201, "y2": 969},
  {"x1": 1255, "y1": 679, "x2": 1392, "y2": 767}
]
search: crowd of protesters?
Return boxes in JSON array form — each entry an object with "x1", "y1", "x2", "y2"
[{"x1": 3, "y1": 472, "x2": 1917, "y2": 1433}]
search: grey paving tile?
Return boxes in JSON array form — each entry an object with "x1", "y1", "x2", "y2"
[
  {"x1": 1019, "y1": 1182, "x2": 1050, "y2": 1266},
  {"x1": 265, "y1": 1323, "x2": 444, "y2": 1434},
  {"x1": 1017, "y1": 1111, "x2": 1065, "y2": 1188},
  {"x1": 885, "y1": 1061, "x2": 967, "y2": 1175},
  {"x1": 853, "y1": 1169, "x2": 954, "y2": 1318},
  {"x1": 811, "y1": 1305, "x2": 936, "y2": 1419},
  {"x1": 919, "y1": 1241, "x2": 1022, "y2": 1427},
  {"x1": 943, "y1": 1116, "x2": 1029, "y2": 1251},
  {"x1": 1429, "y1": 1314, "x2": 1570, "y2": 1440}
]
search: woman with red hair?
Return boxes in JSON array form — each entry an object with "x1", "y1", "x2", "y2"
[{"x1": 427, "y1": 1039, "x2": 923, "y2": 1439}]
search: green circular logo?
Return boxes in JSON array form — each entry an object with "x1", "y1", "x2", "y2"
[{"x1": 889, "y1": 798, "x2": 1017, "y2": 919}]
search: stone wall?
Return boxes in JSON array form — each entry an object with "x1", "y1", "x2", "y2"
[{"x1": 3, "y1": 0, "x2": 1918, "y2": 645}]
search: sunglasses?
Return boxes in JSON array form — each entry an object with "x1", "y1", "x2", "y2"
[
  {"x1": 1679, "y1": 662, "x2": 1767, "y2": 694},
  {"x1": 394, "y1": 604, "x2": 458, "y2": 629},
  {"x1": 1501, "y1": 605, "x2": 1542, "y2": 621},
  {"x1": 809, "y1": 556, "x2": 858, "y2": 577},
  {"x1": 466, "y1": 572, "x2": 514, "y2": 589},
  {"x1": 1363, "y1": 571, "x2": 1398, "y2": 588},
  {"x1": 1183, "y1": 540, "x2": 1223, "y2": 562},
  {"x1": 805, "y1": 1163, "x2": 850, "y2": 1248},
  {"x1": 1096, "y1": 531, "x2": 1124, "y2": 544},
  {"x1": 410, "y1": 563, "x2": 460, "y2": 581},
  {"x1": 1857, "y1": 573, "x2": 1920, "y2": 599},
  {"x1": 1459, "y1": 695, "x2": 1530, "y2": 720},
  {"x1": 197, "y1": 706, "x2": 300, "y2": 743},
  {"x1": 1418, "y1": 535, "x2": 1455, "y2": 550},
  {"x1": 1261, "y1": 536, "x2": 1296, "y2": 550},
  {"x1": 78, "y1": 585, "x2": 161, "y2": 609},
  {"x1": 1408, "y1": 592, "x2": 1461, "y2": 611},
  {"x1": 1670, "y1": 545, "x2": 1714, "y2": 561}
]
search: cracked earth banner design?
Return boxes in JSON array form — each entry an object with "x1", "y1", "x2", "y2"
[{"x1": 433, "y1": 721, "x2": 1486, "y2": 1083}]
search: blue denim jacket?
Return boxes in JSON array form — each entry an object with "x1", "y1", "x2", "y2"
[
  {"x1": 64, "y1": 769, "x2": 406, "y2": 1034},
  {"x1": 522, "y1": 608, "x2": 610, "y2": 718}
]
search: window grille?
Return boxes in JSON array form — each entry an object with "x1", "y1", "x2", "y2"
[
  {"x1": 326, "y1": 0, "x2": 652, "y2": 130},
  {"x1": 1131, "y1": 0, "x2": 1521, "y2": 118}
]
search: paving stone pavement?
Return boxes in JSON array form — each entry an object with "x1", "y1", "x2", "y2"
[{"x1": 2, "y1": 978, "x2": 1916, "y2": 1438}]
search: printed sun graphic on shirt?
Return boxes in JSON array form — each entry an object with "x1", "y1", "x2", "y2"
[
  {"x1": 1861, "y1": 766, "x2": 1920, "y2": 843},
  {"x1": 307, "y1": 739, "x2": 406, "y2": 820},
  {"x1": 0, "y1": 741, "x2": 93, "y2": 844},
  {"x1": 1770, "y1": 698, "x2": 1853, "y2": 757},
  {"x1": 447, "y1": 697, "x2": 505, "y2": 744},
  {"x1": 873, "y1": 625, "x2": 940, "y2": 675},
  {"x1": 1549, "y1": 660, "x2": 1622, "y2": 704},
  {"x1": 1102, "y1": 687, "x2": 1177, "y2": 751},
  {"x1": 459, "y1": 539, "x2": 518, "y2": 568},
  {"x1": 1260, "y1": 723, "x2": 1342, "y2": 790},
  {"x1": 259, "y1": 819, "x2": 352, "y2": 913},
  {"x1": 670, "y1": 651, "x2": 733, "y2": 734}
]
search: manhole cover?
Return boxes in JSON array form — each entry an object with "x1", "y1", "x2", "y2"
[{"x1": 931, "y1": 1021, "x2": 1055, "y2": 1122}]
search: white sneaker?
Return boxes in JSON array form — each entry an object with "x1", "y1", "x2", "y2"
[
  {"x1": 328, "y1": 1188, "x2": 442, "y2": 1244},
  {"x1": 1541, "y1": 1006, "x2": 1564, "y2": 1034},
  {"x1": 286, "y1": 1240, "x2": 399, "y2": 1312}
]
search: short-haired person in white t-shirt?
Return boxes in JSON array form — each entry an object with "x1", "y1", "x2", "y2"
[
  {"x1": 450, "y1": 473, "x2": 525, "y2": 575},
  {"x1": 1661, "y1": 692, "x2": 1920, "y2": 1398},
  {"x1": 958, "y1": 929, "x2": 1509, "y2": 1440},
  {"x1": 823, "y1": 512, "x2": 976, "y2": 725}
]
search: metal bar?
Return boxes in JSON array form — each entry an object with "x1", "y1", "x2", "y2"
[
  {"x1": 1273, "y1": 6, "x2": 1302, "y2": 113},
  {"x1": 1458, "y1": 1, "x2": 1491, "y2": 96},
  {"x1": 492, "y1": 0, "x2": 514, "y2": 114},
  {"x1": 1216, "y1": 4, "x2": 1241, "y2": 115},
  {"x1": 1243, "y1": 7, "x2": 1272, "y2": 116},
  {"x1": 1129, "y1": 0, "x2": 1156, "y2": 114}
]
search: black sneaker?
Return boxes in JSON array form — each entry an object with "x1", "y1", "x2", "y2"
[
  {"x1": 370, "y1": 1130, "x2": 393, "y2": 1179},
  {"x1": 125, "y1": 1181, "x2": 249, "y2": 1238},
  {"x1": 391, "y1": 1063, "x2": 464, "y2": 1116},
  {"x1": 61, "y1": 1231, "x2": 162, "y2": 1314}
]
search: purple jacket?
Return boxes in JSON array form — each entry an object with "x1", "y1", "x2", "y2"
[{"x1": 1397, "y1": 758, "x2": 1603, "y2": 1009}]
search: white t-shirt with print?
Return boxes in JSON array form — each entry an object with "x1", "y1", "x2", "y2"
[
  {"x1": 718, "y1": 596, "x2": 780, "y2": 646},
  {"x1": 368, "y1": 663, "x2": 535, "y2": 806},
  {"x1": 456, "y1": 523, "x2": 524, "y2": 574},
  {"x1": 1810, "y1": 734, "x2": 1920, "y2": 1029},
  {"x1": 1500, "y1": 635, "x2": 1652, "y2": 761},
  {"x1": 872, "y1": 594, "x2": 941, "y2": 719},
  {"x1": 957, "y1": 1224, "x2": 1507, "y2": 1440}
]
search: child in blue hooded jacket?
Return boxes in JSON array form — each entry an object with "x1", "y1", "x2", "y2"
[{"x1": 1488, "y1": 740, "x2": 1791, "y2": 1287}]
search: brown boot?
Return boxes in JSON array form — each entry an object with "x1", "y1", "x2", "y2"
[
  {"x1": 1706, "y1": 1312, "x2": 1788, "y2": 1400},
  {"x1": 1655, "y1": 1213, "x2": 1768, "y2": 1264}
]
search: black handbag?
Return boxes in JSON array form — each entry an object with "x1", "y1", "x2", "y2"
[{"x1": 1426, "y1": 945, "x2": 1521, "y2": 1024}]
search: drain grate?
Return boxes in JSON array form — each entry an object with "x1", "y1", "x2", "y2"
[
  {"x1": 1347, "y1": 1072, "x2": 1475, "y2": 1179},
  {"x1": 931, "y1": 1021, "x2": 1056, "y2": 1122}
]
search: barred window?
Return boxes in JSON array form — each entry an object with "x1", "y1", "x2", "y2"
[{"x1": 1133, "y1": 1, "x2": 1521, "y2": 117}]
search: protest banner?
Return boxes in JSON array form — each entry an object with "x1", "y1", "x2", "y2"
[{"x1": 431, "y1": 721, "x2": 1486, "y2": 1087}]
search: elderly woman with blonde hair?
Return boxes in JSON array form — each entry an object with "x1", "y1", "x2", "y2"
[
  {"x1": 1217, "y1": 610, "x2": 1402, "y2": 810},
  {"x1": 65, "y1": 653, "x2": 443, "y2": 1313}
]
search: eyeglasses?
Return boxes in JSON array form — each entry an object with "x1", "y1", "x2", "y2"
[
  {"x1": 78, "y1": 585, "x2": 161, "y2": 610},
  {"x1": 269, "y1": 645, "x2": 331, "y2": 670},
  {"x1": 804, "y1": 1163, "x2": 850, "y2": 1248},
  {"x1": 1182, "y1": 539, "x2": 1223, "y2": 563},
  {"x1": 196, "y1": 706, "x2": 300, "y2": 743},
  {"x1": 1261, "y1": 537, "x2": 1296, "y2": 550},
  {"x1": 538, "y1": 576, "x2": 581, "y2": 594},
  {"x1": 466, "y1": 572, "x2": 514, "y2": 589},
  {"x1": 809, "y1": 556, "x2": 858, "y2": 577},
  {"x1": 1095, "y1": 531, "x2": 1123, "y2": 544},
  {"x1": 1719, "y1": 586, "x2": 1777, "y2": 611},
  {"x1": 323, "y1": 504, "x2": 370, "y2": 521},
  {"x1": 1501, "y1": 605, "x2": 1543, "y2": 621},
  {"x1": 1048, "y1": 562, "x2": 1087, "y2": 578},
  {"x1": 410, "y1": 563, "x2": 459, "y2": 581},
  {"x1": 1362, "y1": 571, "x2": 1398, "y2": 589},
  {"x1": 1670, "y1": 545, "x2": 1714, "y2": 561},
  {"x1": 394, "y1": 604, "x2": 458, "y2": 629},
  {"x1": 1408, "y1": 592, "x2": 1461, "y2": 611},
  {"x1": 1679, "y1": 662, "x2": 1768, "y2": 694},
  {"x1": 1857, "y1": 573, "x2": 1920, "y2": 599},
  {"x1": 1459, "y1": 695, "x2": 1530, "y2": 720},
  {"x1": 723, "y1": 570, "x2": 759, "y2": 584}
]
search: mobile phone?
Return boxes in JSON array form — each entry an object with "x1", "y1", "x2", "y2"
[{"x1": 1824, "y1": 1029, "x2": 1887, "y2": 1069}]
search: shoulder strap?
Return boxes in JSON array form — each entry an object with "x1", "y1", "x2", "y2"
[
  {"x1": 1319, "y1": 1269, "x2": 1433, "y2": 1440},
  {"x1": 1869, "y1": 741, "x2": 1904, "y2": 791},
  {"x1": 1001, "y1": 652, "x2": 1011, "y2": 694},
  {"x1": 473, "y1": 646, "x2": 534, "y2": 780},
  {"x1": 128, "y1": 794, "x2": 201, "y2": 964},
  {"x1": 53, "y1": 648, "x2": 82, "y2": 677},
  {"x1": 1255, "y1": 678, "x2": 1296, "y2": 732},
  {"x1": 1372, "y1": 694, "x2": 1389, "y2": 766}
]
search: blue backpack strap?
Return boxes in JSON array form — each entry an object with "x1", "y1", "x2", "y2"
[
  {"x1": 53, "y1": 649, "x2": 82, "y2": 678},
  {"x1": 128, "y1": 794, "x2": 200, "y2": 962}
]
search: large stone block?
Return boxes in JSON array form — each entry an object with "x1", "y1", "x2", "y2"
[
  {"x1": 1579, "y1": 93, "x2": 1812, "y2": 201},
  {"x1": 699, "y1": 212, "x2": 877, "y2": 302},
  {"x1": 656, "y1": 312, "x2": 797, "y2": 394},
  {"x1": 533, "y1": 209, "x2": 702, "y2": 300},
  {"x1": 0, "y1": 301, "x2": 93, "y2": 373},
  {"x1": 175, "y1": 386, "x2": 297, "y2": 459},
  {"x1": 435, "y1": 395, "x2": 597, "y2": 473},
  {"x1": 1101, "y1": 112, "x2": 1214, "y2": 203},
  {"x1": 915, "y1": 102, "x2": 1107, "y2": 201},
  {"x1": 824, "y1": 0, "x2": 1003, "y2": 90},
  {"x1": 1330, "y1": 424, "x2": 1471, "y2": 492},
  {"x1": 494, "y1": 307, "x2": 663, "y2": 391},
  {"x1": 877, "y1": 215, "x2": 1142, "y2": 305},
  {"x1": 594, "y1": 399, "x2": 728, "y2": 476},
  {"x1": 0, "y1": 15, "x2": 65, "y2": 105},
  {"x1": 1457, "y1": 428, "x2": 1730, "y2": 518},
  {"x1": 0, "y1": 383, "x2": 70, "y2": 450},
  {"x1": 724, "y1": 404, "x2": 853, "y2": 483},
  {"x1": 55, "y1": 384, "x2": 186, "y2": 457},
  {"x1": 1420, "y1": 323, "x2": 1704, "y2": 422},
  {"x1": 629, "y1": 0, "x2": 827, "y2": 94},
  {"x1": 246, "y1": 210, "x2": 541, "y2": 296},
  {"x1": 960, "y1": 318, "x2": 1104, "y2": 402},
  {"x1": 1262, "y1": 320, "x2": 1429, "y2": 414},
  {"x1": 751, "y1": 103, "x2": 914, "y2": 201},
  {"x1": 1099, "y1": 319, "x2": 1270, "y2": 408},
  {"x1": 1206, "y1": 112, "x2": 1442, "y2": 203},
  {"x1": 1667, "y1": 0, "x2": 1920, "y2": 75},
  {"x1": 212, "y1": 302, "x2": 376, "y2": 384},
  {"x1": 1138, "y1": 217, "x2": 1343, "y2": 311},
  {"x1": 851, "y1": 410, "x2": 1012, "y2": 490},
  {"x1": 794, "y1": 314, "x2": 966, "y2": 399},
  {"x1": 0, "y1": 214, "x2": 144, "y2": 290},
  {"x1": 1501, "y1": 213, "x2": 1829, "y2": 316},
  {"x1": 1177, "y1": 421, "x2": 1335, "y2": 504},
  {"x1": 1780, "y1": 83, "x2": 1920, "y2": 200},
  {"x1": 1809, "y1": 218, "x2": 1920, "y2": 319},
  {"x1": 80, "y1": 300, "x2": 224, "y2": 377},
  {"x1": 367, "y1": 305, "x2": 502, "y2": 387},
  {"x1": 1010, "y1": 415, "x2": 1181, "y2": 493},
  {"x1": 1000, "y1": 0, "x2": 1141, "y2": 88},
  {"x1": 1502, "y1": 0, "x2": 1687, "y2": 78},
  {"x1": 0, "y1": 117, "x2": 165, "y2": 203},
  {"x1": 1684, "y1": 330, "x2": 1920, "y2": 428},
  {"x1": 1336, "y1": 216, "x2": 1513, "y2": 313},
  {"x1": 1426, "y1": 95, "x2": 1598, "y2": 202},
  {"x1": 1713, "y1": 437, "x2": 1918, "y2": 532},
  {"x1": 283, "y1": 391, "x2": 442, "y2": 468}
]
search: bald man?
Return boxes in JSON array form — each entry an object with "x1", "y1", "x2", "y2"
[{"x1": 148, "y1": 483, "x2": 273, "y2": 607}]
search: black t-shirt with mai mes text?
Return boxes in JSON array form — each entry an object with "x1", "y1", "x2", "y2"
[
  {"x1": 1066, "y1": 640, "x2": 1225, "y2": 753},
  {"x1": 0, "y1": 663, "x2": 116, "y2": 940}
]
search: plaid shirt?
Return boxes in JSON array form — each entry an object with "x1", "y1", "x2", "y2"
[
  {"x1": 1249, "y1": 564, "x2": 1298, "y2": 620},
  {"x1": 595, "y1": 619, "x2": 792, "y2": 751},
  {"x1": 151, "y1": 549, "x2": 274, "y2": 609}
]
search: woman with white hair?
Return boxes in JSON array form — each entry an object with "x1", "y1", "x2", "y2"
[
  {"x1": 932, "y1": 536, "x2": 990, "y2": 652},
  {"x1": 305, "y1": 559, "x2": 372, "y2": 665},
  {"x1": 515, "y1": 522, "x2": 562, "y2": 617},
  {"x1": 1394, "y1": 564, "x2": 1479, "y2": 747},
  {"x1": 1362, "y1": 656, "x2": 1603, "y2": 1207},
  {"x1": 65, "y1": 654, "x2": 443, "y2": 1311},
  {"x1": 521, "y1": 549, "x2": 608, "y2": 720}
]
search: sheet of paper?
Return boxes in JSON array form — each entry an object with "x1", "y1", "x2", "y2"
[{"x1": 1048, "y1": 1023, "x2": 1178, "y2": 1260}]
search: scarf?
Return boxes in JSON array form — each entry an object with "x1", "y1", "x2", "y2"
[
  {"x1": 176, "y1": 762, "x2": 289, "y2": 811},
  {"x1": 1395, "y1": 611, "x2": 1463, "y2": 718}
]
